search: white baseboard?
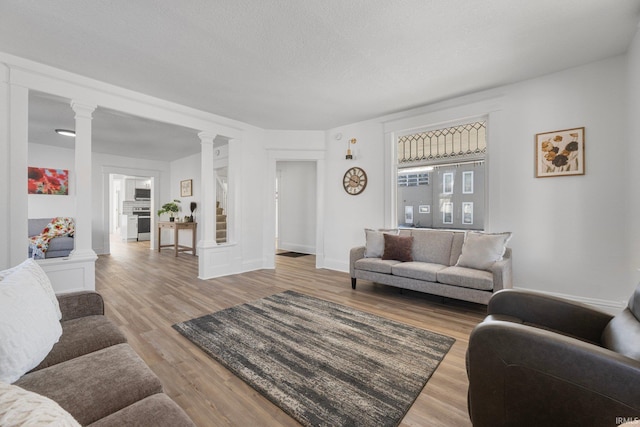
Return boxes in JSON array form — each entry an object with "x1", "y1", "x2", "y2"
[
  {"x1": 322, "y1": 258, "x2": 349, "y2": 273},
  {"x1": 278, "y1": 242, "x2": 315, "y2": 254}
]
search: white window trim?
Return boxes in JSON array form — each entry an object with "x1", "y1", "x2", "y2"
[{"x1": 382, "y1": 94, "x2": 504, "y2": 230}]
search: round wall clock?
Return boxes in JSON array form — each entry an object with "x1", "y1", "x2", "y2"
[{"x1": 343, "y1": 167, "x2": 367, "y2": 195}]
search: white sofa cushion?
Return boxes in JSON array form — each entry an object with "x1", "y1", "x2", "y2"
[
  {"x1": 456, "y1": 231, "x2": 512, "y2": 271},
  {"x1": 0, "y1": 267, "x2": 62, "y2": 383}
]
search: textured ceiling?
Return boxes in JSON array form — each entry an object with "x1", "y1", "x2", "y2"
[{"x1": 1, "y1": 1, "x2": 639, "y2": 160}]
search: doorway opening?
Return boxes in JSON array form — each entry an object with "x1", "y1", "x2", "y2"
[
  {"x1": 108, "y1": 173, "x2": 154, "y2": 248},
  {"x1": 274, "y1": 160, "x2": 317, "y2": 260}
]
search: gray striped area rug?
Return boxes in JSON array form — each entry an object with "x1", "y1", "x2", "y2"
[{"x1": 173, "y1": 290, "x2": 455, "y2": 427}]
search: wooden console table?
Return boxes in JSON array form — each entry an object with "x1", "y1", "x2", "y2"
[{"x1": 158, "y1": 221, "x2": 197, "y2": 256}]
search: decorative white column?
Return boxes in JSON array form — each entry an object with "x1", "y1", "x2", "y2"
[
  {"x1": 70, "y1": 101, "x2": 97, "y2": 260},
  {"x1": 7, "y1": 81, "x2": 29, "y2": 267},
  {"x1": 198, "y1": 131, "x2": 218, "y2": 250}
]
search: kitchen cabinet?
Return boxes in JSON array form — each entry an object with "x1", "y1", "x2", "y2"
[
  {"x1": 120, "y1": 215, "x2": 138, "y2": 240},
  {"x1": 124, "y1": 179, "x2": 136, "y2": 201},
  {"x1": 136, "y1": 179, "x2": 151, "y2": 189}
]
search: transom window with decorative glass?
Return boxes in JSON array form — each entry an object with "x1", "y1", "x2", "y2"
[{"x1": 396, "y1": 120, "x2": 486, "y2": 230}]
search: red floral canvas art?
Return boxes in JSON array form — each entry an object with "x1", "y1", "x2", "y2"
[{"x1": 28, "y1": 167, "x2": 69, "y2": 195}]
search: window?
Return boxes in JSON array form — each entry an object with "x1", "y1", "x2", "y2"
[
  {"x1": 396, "y1": 120, "x2": 486, "y2": 230},
  {"x1": 397, "y1": 172, "x2": 429, "y2": 187}
]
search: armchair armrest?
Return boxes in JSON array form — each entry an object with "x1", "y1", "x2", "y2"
[
  {"x1": 349, "y1": 246, "x2": 365, "y2": 277},
  {"x1": 56, "y1": 291, "x2": 105, "y2": 321},
  {"x1": 488, "y1": 288, "x2": 613, "y2": 344},
  {"x1": 468, "y1": 321, "x2": 640, "y2": 427}
]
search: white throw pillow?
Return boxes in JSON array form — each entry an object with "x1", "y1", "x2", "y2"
[
  {"x1": 0, "y1": 259, "x2": 61, "y2": 320},
  {"x1": 0, "y1": 268, "x2": 62, "y2": 384},
  {"x1": 0, "y1": 381, "x2": 80, "y2": 427},
  {"x1": 364, "y1": 228, "x2": 399, "y2": 258},
  {"x1": 456, "y1": 231, "x2": 512, "y2": 271}
]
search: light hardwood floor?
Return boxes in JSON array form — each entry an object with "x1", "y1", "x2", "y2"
[{"x1": 96, "y1": 238, "x2": 486, "y2": 426}]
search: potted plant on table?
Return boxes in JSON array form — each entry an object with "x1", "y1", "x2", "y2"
[{"x1": 157, "y1": 199, "x2": 181, "y2": 222}]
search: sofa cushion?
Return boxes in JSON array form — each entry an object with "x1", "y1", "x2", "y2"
[
  {"x1": 455, "y1": 231, "x2": 512, "y2": 270},
  {"x1": 354, "y1": 258, "x2": 402, "y2": 274},
  {"x1": 87, "y1": 393, "x2": 195, "y2": 427},
  {"x1": 15, "y1": 344, "x2": 163, "y2": 426},
  {"x1": 0, "y1": 266, "x2": 62, "y2": 383},
  {"x1": 391, "y1": 262, "x2": 447, "y2": 282},
  {"x1": 410, "y1": 230, "x2": 454, "y2": 265},
  {"x1": 45, "y1": 236, "x2": 74, "y2": 252},
  {"x1": 30, "y1": 315, "x2": 127, "y2": 372},
  {"x1": 0, "y1": 381, "x2": 81, "y2": 427},
  {"x1": 364, "y1": 228, "x2": 398, "y2": 258},
  {"x1": 382, "y1": 234, "x2": 414, "y2": 262},
  {"x1": 437, "y1": 266, "x2": 494, "y2": 291}
]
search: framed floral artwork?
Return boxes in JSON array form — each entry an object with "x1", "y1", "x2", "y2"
[
  {"x1": 180, "y1": 179, "x2": 192, "y2": 197},
  {"x1": 535, "y1": 127, "x2": 585, "y2": 178},
  {"x1": 28, "y1": 167, "x2": 69, "y2": 195}
]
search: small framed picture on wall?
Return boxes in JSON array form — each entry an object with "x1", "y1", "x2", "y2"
[
  {"x1": 535, "y1": 127, "x2": 585, "y2": 178},
  {"x1": 180, "y1": 179, "x2": 193, "y2": 197}
]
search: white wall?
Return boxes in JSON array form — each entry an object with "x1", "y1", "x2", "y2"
[
  {"x1": 28, "y1": 143, "x2": 75, "y2": 218},
  {"x1": 169, "y1": 153, "x2": 201, "y2": 248},
  {"x1": 277, "y1": 161, "x2": 316, "y2": 254},
  {"x1": 0, "y1": 64, "x2": 8, "y2": 268},
  {"x1": 324, "y1": 54, "x2": 632, "y2": 310},
  {"x1": 627, "y1": 26, "x2": 640, "y2": 295},
  {"x1": 323, "y1": 120, "x2": 387, "y2": 271}
]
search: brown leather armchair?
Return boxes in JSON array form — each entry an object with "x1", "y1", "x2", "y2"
[{"x1": 467, "y1": 286, "x2": 640, "y2": 427}]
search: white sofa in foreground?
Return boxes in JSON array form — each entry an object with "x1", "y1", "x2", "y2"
[{"x1": 350, "y1": 229, "x2": 512, "y2": 305}]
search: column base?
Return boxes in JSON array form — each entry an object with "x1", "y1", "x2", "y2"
[{"x1": 37, "y1": 255, "x2": 96, "y2": 294}]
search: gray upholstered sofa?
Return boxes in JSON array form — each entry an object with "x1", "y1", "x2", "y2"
[
  {"x1": 28, "y1": 218, "x2": 74, "y2": 258},
  {"x1": 350, "y1": 229, "x2": 512, "y2": 305},
  {"x1": 13, "y1": 291, "x2": 194, "y2": 426},
  {"x1": 467, "y1": 287, "x2": 640, "y2": 426}
]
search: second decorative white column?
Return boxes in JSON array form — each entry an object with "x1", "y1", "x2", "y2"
[{"x1": 198, "y1": 131, "x2": 218, "y2": 251}]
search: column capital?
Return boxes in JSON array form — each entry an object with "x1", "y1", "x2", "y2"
[
  {"x1": 70, "y1": 101, "x2": 97, "y2": 119},
  {"x1": 198, "y1": 131, "x2": 217, "y2": 144}
]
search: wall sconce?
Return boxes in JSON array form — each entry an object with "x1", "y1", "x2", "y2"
[{"x1": 346, "y1": 138, "x2": 356, "y2": 160}]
